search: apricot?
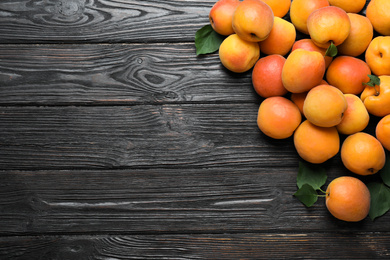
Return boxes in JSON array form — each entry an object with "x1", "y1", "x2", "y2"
[
  {"x1": 294, "y1": 120, "x2": 340, "y2": 164},
  {"x1": 292, "y1": 38, "x2": 333, "y2": 68},
  {"x1": 232, "y1": 0, "x2": 274, "y2": 42},
  {"x1": 218, "y1": 34, "x2": 260, "y2": 73},
  {"x1": 290, "y1": 0, "x2": 330, "y2": 35},
  {"x1": 261, "y1": 0, "x2": 291, "y2": 18},
  {"x1": 290, "y1": 92, "x2": 308, "y2": 115},
  {"x1": 281, "y1": 49, "x2": 325, "y2": 93},
  {"x1": 326, "y1": 56, "x2": 371, "y2": 95},
  {"x1": 366, "y1": 0, "x2": 390, "y2": 36},
  {"x1": 325, "y1": 176, "x2": 370, "y2": 222},
  {"x1": 327, "y1": 0, "x2": 366, "y2": 13},
  {"x1": 361, "y1": 75, "x2": 390, "y2": 118},
  {"x1": 290, "y1": 81, "x2": 327, "y2": 112},
  {"x1": 209, "y1": 0, "x2": 240, "y2": 36},
  {"x1": 303, "y1": 85, "x2": 348, "y2": 128},
  {"x1": 257, "y1": 97, "x2": 302, "y2": 139},
  {"x1": 337, "y1": 13, "x2": 374, "y2": 57},
  {"x1": 307, "y1": 6, "x2": 351, "y2": 49},
  {"x1": 365, "y1": 36, "x2": 390, "y2": 77},
  {"x1": 376, "y1": 114, "x2": 390, "y2": 151},
  {"x1": 336, "y1": 94, "x2": 370, "y2": 135},
  {"x1": 341, "y1": 132, "x2": 386, "y2": 176},
  {"x1": 252, "y1": 55, "x2": 288, "y2": 98},
  {"x1": 258, "y1": 17, "x2": 296, "y2": 56}
]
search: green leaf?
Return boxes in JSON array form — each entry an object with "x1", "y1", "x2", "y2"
[
  {"x1": 363, "y1": 74, "x2": 381, "y2": 88},
  {"x1": 367, "y1": 182, "x2": 390, "y2": 220},
  {"x1": 380, "y1": 151, "x2": 390, "y2": 187},
  {"x1": 294, "y1": 184, "x2": 319, "y2": 207},
  {"x1": 325, "y1": 42, "x2": 338, "y2": 57},
  {"x1": 195, "y1": 24, "x2": 226, "y2": 56},
  {"x1": 296, "y1": 161, "x2": 327, "y2": 190}
]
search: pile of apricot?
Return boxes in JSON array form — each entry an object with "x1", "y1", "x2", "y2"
[{"x1": 208, "y1": 0, "x2": 390, "y2": 222}]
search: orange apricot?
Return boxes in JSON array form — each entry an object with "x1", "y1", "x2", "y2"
[
  {"x1": 303, "y1": 85, "x2": 348, "y2": 127},
  {"x1": 376, "y1": 114, "x2": 390, "y2": 151},
  {"x1": 341, "y1": 132, "x2": 386, "y2": 176},
  {"x1": 252, "y1": 55, "x2": 288, "y2": 98},
  {"x1": 326, "y1": 176, "x2": 370, "y2": 222},
  {"x1": 293, "y1": 120, "x2": 340, "y2": 164},
  {"x1": 257, "y1": 96, "x2": 302, "y2": 139},
  {"x1": 326, "y1": 56, "x2": 371, "y2": 95}
]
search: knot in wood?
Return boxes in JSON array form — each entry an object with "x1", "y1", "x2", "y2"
[{"x1": 55, "y1": 0, "x2": 84, "y2": 17}]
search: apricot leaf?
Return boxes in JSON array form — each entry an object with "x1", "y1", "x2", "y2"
[
  {"x1": 296, "y1": 161, "x2": 327, "y2": 190},
  {"x1": 294, "y1": 184, "x2": 318, "y2": 207},
  {"x1": 380, "y1": 151, "x2": 390, "y2": 187},
  {"x1": 195, "y1": 24, "x2": 225, "y2": 55},
  {"x1": 363, "y1": 74, "x2": 381, "y2": 88},
  {"x1": 325, "y1": 42, "x2": 338, "y2": 57},
  {"x1": 367, "y1": 182, "x2": 390, "y2": 220}
]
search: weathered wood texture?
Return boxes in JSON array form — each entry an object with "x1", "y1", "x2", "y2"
[
  {"x1": 0, "y1": 44, "x2": 257, "y2": 105},
  {"x1": 0, "y1": 233, "x2": 389, "y2": 259},
  {"x1": 0, "y1": 167, "x2": 388, "y2": 236},
  {"x1": 1, "y1": 0, "x2": 388, "y2": 259},
  {"x1": 0, "y1": 104, "x2": 304, "y2": 169},
  {"x1": 0, "y1": 0, "x2": 214, "y2": 43},
  {"x1": 0, "y1": 0, "x2": 370, "y2": 44}
]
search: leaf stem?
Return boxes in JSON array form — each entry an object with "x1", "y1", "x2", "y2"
[{"x1": 318, "y1": 188, "x2": 327, "y2": 194}]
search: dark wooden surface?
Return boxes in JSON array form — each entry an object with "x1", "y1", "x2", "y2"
[{"x1": 1, "y1": 0, "x2": 389, "y2": 259}]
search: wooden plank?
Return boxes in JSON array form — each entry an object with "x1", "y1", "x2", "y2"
[
  {"x1": 0, "y1": 0, "x2": 214, "y2": 43},
  {"x1": 0, "y1": 0, "x2": 371, "y2": 44},
  {"x1": 0, "y1": 167, "x2": 388, "y2": 235},
  {"x1": 0, "y1": 43, "x2": 257, "y2": 105},
  {"x1": 0, "y1": 232, "x2": 389, "y2": 259},
  {"x1": 0, "y1": 104, "x2": 311, "y2": 170}
]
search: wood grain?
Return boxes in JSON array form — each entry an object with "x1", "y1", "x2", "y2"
[
  {"x1": 0, "y1": 0, "x2": 215, "y2": 43},
  {"x1": 0, "y1": 0, "x2": 371, "y2": 44},
  {"x1": 0, "y1": 232, "x2": 389, "y2": 259},
  {"x1": 0, "y1": 167, "x2": 388, "y2": 235},
  {"x1": 0, "y1": 104, "x2": 307, "y2": 169},
  {"x1": 0, "y1": 43, "x2": 257, "y2": 105},
  {"x1": 0, "y1": 1, "x2": 386, "y2": 258}
]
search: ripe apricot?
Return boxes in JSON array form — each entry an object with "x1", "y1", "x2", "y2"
[
  {"x1": 326, "y1": 176, "x2": 370, "y2": 222},
  {"x1": 252, "y1": 55, "x2": 288, "y2": 98},
  {"x1": 219, "y1": 34, "x2": 260, "y2": 73},
  {"x1": 366, "y1": 0, "x2": 390, "y2": 36},
  {"x1": 337, "y1": 13, "x2": 374, "y2": 57},
  {"x1": 290, "y1": 92, "x2": 308, "y2": 115},
  {"x1": 341, "y1": 132, "x2": 386, "y2": 176},
  {"x1": 257, "y1": 96, "x2": 302, "y2": 139},
  {"x1": 294, "y1": 120, "x2": 340, "y2": 164},
  {"x1": 290, "y1": 80, "x2": 326, "y2": 114},
  {"x1": 336, "y1": 94, "x2": 370, "y2": 135},
  {"x1": 209, "y1": 0, "x2": 241, "y2": 36},
  {"x1": 376, "y1": 114, "x2": 390, "y2": 151},
  {"x1": 232, "y1": 0, "x2": 274, "y2": 42},
  {"x1": 361, "y1": 75, "x2": 390, "y2": 118},
  {"x1": 327, "y1": 0, "x2": 366, "y2": 13},
  {"x1": 365, "y1": 36, "x2": 390, "y2": 77},
  {"x1": 258, "y1": 17, "x2": 296, "y2": 56},
  {"x1": 262, "y1": 0, "x2": 291, "y2": 18},
  {"x1": 281, "y1": 49, "x2": 325, "y2": 93},
  {"x1": 326, "y1": 56, "x2": 371, "y2": 95},
  {"x1": 290, "y1": 0, "x2": 330, "y2": 35},
  {"x1": 303, "y1": 85, "x2": 348, "y2": 127},
  {"x1": 292, "y1": 38, "x2": 333, "y2": 68}
]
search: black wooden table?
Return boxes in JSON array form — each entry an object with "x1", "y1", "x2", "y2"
[{"x1": 0, "y1": 0, "x2": 389, "y2": 259}]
